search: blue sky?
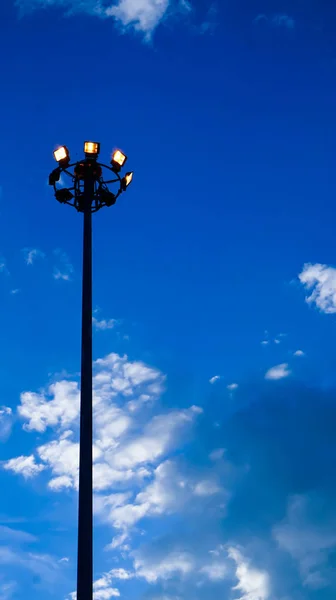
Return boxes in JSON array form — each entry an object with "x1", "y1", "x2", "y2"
[{"x1": 1, "y1": 0, "x2": 336, "y2": 599}]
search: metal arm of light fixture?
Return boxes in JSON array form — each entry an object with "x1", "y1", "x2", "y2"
[{"x1": 49, "y1": 159, "x2": 131, "y2": 213}]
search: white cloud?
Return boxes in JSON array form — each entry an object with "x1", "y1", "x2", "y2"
[
  {"x1": 227, "y1": 383, "x2": 238, "y2": 391},
  {"x1": 19, "y1": 380, "x2": 80, "y2": 433},
  {"x1": 93, "y1": 317, "x2": 117, "y2": 331},
  {"x1": 5, "y1": 353, "x2": 173, "y2": 495},
  {"x1": 101, "y1": 458, "x2": 221, "y2": 530},
  {"x1": 69, "y1": 570, "x2": 121, "y2": 600},
  {"x1": 4, "y1": 352, "x2": 207, "y2": 547},
  {"x1": 298, "y1": 263, "x2": 336, "y2": 314},
  {"x1": 37, "y1": 433, "x2": 79, "y2": 490},
  {"x1": 23, "y1": 248, "x2": 45, "y2": 265},
  {"x1": 49, "y1": 475, "x2": 73, "y2": 490},
  {"x1": 209, "y1": 375, "x2": 220, "y2": 384},
  {"x1": 294, "y1": 350, "x2": 305, "y2": 357},
  {"x1": 94, "y1": 493, "x2": 132, "y2": 521},
  {"x1": 93, "y1": 571, "x2": 120, "y2": 600},
  {"x1": 265, "y1": 363, "x2": 290, "y2": 381},
  {"x1": 106, "y1": 501, "x2": 149, "y2": 529},
  {"x1": 132, "y1": 542, "x2": 234, "y2": 587},
  {"x1": 94, "y1": 352, "x2": 165, "y2": 410},
  {"x1": 261, "y1": 341, "x2": 269, "y2": 346},
  {"x1": 16, "y1": 353, "x2": 164, "y2": 436},
  {"x1": 228, "y1": 547, "x2": 270, "y2": 600},
  {"x1": 273, "y1": 494, "x2": 336, "y2": 589},
  {"x1": 16, "y1": 0, "x2": 192, "y2": 39},
  {"x1": 93, "y1": 462, "x2": 150, "y2": 492},
  {"x1": 134, "y1": 550, "x2": 195, "y2": 582},
  {"x1": 106, "y1": 532, "x2": 129, "y2": 551},
  {"x1": 107, "y1": 407, "x2": 200, "y2": 472},
  {"x1": 2, "y1": 455, "x2": 45, "y2": 479},
  {"x1": 108, "y1": 568, "x2": 134, "y2": 580},
  {"x1": 10, "y1": 289, "x2": 20, "y2": 295},
  {"x1": 105, "y1": 0, "x2": 169, "y2": 37},
  {"x1": 193, "y1": 480, "x2": 220, "y2": 496}
]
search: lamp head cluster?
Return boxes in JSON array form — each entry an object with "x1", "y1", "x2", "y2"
[{"x1": 49, "y1": 142, "x2": 133, "y2": 213}]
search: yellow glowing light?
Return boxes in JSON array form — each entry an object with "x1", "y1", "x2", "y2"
[
  {"x1": 84, "y1": 141, "x2": 100, "y2": 155},
  {"x1": 112, "y1": 149, "x2": 127, "y2": 167},
  {"x1": 125, "y1": 171, "x2": 133, "y2": 187},
  {"x1": 54, "y1": 146, "x2": 69, "y2": 163}
]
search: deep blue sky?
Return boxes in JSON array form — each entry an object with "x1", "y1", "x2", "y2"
[{"x1": 1, "y1": 1, "x2": 336, "y2": 599}]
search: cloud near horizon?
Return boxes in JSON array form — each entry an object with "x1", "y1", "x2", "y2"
[{"x1": 2, "y1": 349, "x2": 336, "y2": 600}]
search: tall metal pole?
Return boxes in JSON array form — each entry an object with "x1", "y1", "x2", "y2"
[
  {"x1": 77, "y1": 172, "x2": 94, "y2": 600},
  {"x1": 49, "y1": 145, "x2": 133, "y2": 599}
]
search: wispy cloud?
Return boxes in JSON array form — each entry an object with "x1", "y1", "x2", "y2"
[
  {"x1": 93, "y1": 317, "x2": 117, "y2": 331},
  {"x1": 209, "y1": 448, "x2": 225, "y2": 461},
  {"x1": 53, "y1": 249, "x2": 74, "y2": 281},
  {"x1": 209, "y1": 375, "x2": 220, "y2": 384},
  {"x1": 0, "y1": 407, "x2": 12, "y2": 442},
  {"x1": 0, "y1": 545, "x2": 59, "y2": 585},
  {"x1": 22, "y1": 248, "x2": 45, "y2": 266},
  {"x1": 0, "y1": 581, "x2": 17, "y2": 600},
  {"x1": 0, "y1": 525, "x2": 36, "y2": 545},
  {"x1": 254, "y1": 13, "x2": 295, "y2": 30},
  {"x1": 196, "y1": 3, "x2": 217, "y2": 35},
  {"x1": 273, "y1": 494, "x2": 336, "y2": 588},
  {"x1": 272, "y1": 14, "x2": 295, "y2": 29},
  {"x1": 294, "y1": 350, "x2": 305, "y2": 357},
  {"x1": 261, "y1": 332, "x2": 285, "y2": 346},
  {"x1": 265, "y1": 363, "x2": 291, "y2": 380},
  {"x1": 227, "y1": 383, "x2": 238, "y2": 391},
  {"x1": 0, "y1": 257, "x2": 9, "y2": 275},
  {"x1": 15, "y1": 0, "x2": 192, "y2": 39}
]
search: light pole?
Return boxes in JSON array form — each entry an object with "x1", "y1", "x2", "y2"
[{"x1": 49, "y1": 143, "x2": 133, "y2": 600}]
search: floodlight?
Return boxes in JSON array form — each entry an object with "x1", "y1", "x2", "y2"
[
  {"x1": 121, "y1": 171, "x2": 133, "y2": 190},
  {"x1": 111, "y1": 149, "x2": 127, "y2": 171},
  {"x1": 100, "y1": 188, "x2": 116, "y2": 207},
  {"x1": 125, "y1": 172, "x2": 133, "y2": 187},
  {"x1": 84, "y1": 141, "x2": 100, "y2": 157},
  {"x1": 55, "y1": 188, "x2": 74, "y2": 203},
  {"x1": 54, "y1": 146, "x2": 70, "y2": 165},
  {"x1": 49, "y1": 168, "x2": 61, "y2": 186}
]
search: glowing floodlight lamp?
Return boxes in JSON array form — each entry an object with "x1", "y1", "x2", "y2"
[
  {"x1": 84, "y1": 141, "x2": 100, "y2": 158},
  {"x1": 121, "y1": 171, "x2": 133, "y2": 191},
  {"x1": 54, "y1": 146, "x2": 70, "y2": 165},
  {"x1": 111, "y1": 149, "x2": 127, "y2": 172}
]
